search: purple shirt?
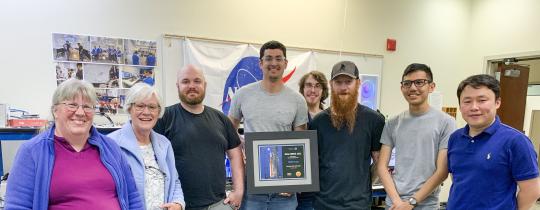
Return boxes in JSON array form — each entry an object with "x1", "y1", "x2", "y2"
[{"x1": 49, "y1": 135, "x2": 121, "y2": 210}]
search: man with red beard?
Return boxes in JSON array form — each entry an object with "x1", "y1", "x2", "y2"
[
  {"x1": 154, "y1": 65, "x2": 245, "y2": 210},
  {"x1": 309, "y1": 61, "x2": 385, "y2": 210}
]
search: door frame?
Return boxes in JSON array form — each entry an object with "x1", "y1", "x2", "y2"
[
  {"x1": 483, "y1": 50, "x2": 540, "y2": 75},
  {"x1": 483, "y1": 51, "x2": 540, "y2": 135}
]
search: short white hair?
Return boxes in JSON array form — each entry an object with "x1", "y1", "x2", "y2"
[
  {"x1": 124, "y1": 83, "x2": 164, "y2": 117},
  {"x1": 52, "y1": 79, "x2": 97, "y2": 114}
]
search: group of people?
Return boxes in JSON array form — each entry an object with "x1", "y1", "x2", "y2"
[
  {"x1": 91, "y1": 45, "x2": 123, "y2": 63},
  {"x1": 4, "y1": 40, "x2": 540, "y2": 210},
  {"x1": 57, "y1": 41, "x2": 91, "y2": 61},
  {"x1": 132, "y1": 51, "x2": 156, "y2": 66}
]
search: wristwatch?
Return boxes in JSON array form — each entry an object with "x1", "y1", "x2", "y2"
[{"x1": 407, "y1": 197, "x2": 418, "y2": 207}]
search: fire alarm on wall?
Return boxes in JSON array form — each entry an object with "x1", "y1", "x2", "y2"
[{"x1": 387, "y1": 39, "x2": 396, "y2": 51}]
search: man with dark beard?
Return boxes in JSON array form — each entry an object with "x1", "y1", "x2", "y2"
[
  {"x1": 229, "y1": 40, "x2": 308, "y2": 210},
  {"x1": 154, "y1": 65, "x2": 245, "y2": 210},
  {"x1": 309, "y1": 61, "x2": 385, "y2": 210}
]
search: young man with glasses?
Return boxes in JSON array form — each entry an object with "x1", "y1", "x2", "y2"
[
  {"x1": 377, "y1": 63, "x2": 456, "y2": 210},
  {"x1": 298, "y1": 71, "x2": 329, "y2": 122},
  {"x1": 229, "y1": 40, "x2": 308, "y2": 210},
  {"x1": 296, "y1": 71, "x2": 329, "y2": 210}
]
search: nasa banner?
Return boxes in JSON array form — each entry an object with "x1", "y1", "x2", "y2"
[{"x1": 183, "y1": 39, "x2": 316, "y2": 114}]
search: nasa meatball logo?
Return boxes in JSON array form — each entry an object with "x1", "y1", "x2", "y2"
[
  {"x1": 221, "y1": 56, "x2": 298, "y2": 115},
  {"x1": 221, "y1": 56, "x2": 262, "y2": 115}
]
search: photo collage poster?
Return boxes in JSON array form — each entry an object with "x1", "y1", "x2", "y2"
[{"x1": 52, "y1": 33, "x2": 157, "y2": 126}]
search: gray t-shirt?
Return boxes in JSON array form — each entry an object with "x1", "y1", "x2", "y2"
[
  {"x1": 380, "y1": 107, "x2": 456, "y2": 208},
  {"x1": 229, "y1": 81, "x2": 308, "y2": 132}
]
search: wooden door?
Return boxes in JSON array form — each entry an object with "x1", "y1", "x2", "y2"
[{"x1": 497, "y1": 64, "x2": 530, "y2": 132}]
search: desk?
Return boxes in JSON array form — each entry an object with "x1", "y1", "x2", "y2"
[{"x1": 0, "y1": 127, "x2": 119, "y2": 175}]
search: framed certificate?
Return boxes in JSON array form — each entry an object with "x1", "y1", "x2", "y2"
[{"x1": 245, "y1": 130, "x2": 319, "y2": 194}]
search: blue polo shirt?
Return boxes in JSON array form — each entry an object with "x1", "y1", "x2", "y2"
[{"x1": 447, "y1": 117, "x2": 539, "y2": 210}]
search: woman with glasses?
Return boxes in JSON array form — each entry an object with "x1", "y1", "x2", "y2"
[
  {"x1": 108, "y1": 83, "x2": 185, "y2": 210},
  {"x1": 5, "y1": 79, "x2": 143, "y2": 210}
]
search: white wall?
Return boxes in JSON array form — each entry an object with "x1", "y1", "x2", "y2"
[
  {"x1": 470, "y1": 0, "x2": 540, "y2": 71},
  {"x1": 0, "y1": 0, "x2": 473, "y2": 119},
  {"x1": 521, "y1": 59, "x2": 540, "y2": 84}
]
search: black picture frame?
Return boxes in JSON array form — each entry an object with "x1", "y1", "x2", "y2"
[{"x1": 245, "y1": 130, "x2": 319, "y2": 194}]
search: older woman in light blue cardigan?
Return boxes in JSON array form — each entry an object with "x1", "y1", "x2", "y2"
[{"x1": 108, "y1": 83, "x2": 185, "y2": 210}]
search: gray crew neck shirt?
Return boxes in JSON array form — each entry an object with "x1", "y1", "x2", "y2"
[{"x1": 380, "y1": 107, "x2": 456, "y2": 208}]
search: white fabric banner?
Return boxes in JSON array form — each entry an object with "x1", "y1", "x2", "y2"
[{"x1": 183, "y1": 39, "x2": 317, "y2": 114}]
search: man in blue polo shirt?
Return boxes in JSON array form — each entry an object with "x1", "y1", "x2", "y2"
[{"x1": 447, "y1": 74, "x2": 540, "y2": 210}]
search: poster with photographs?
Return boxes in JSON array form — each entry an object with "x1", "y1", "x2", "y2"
[
  {"x1": 94, "y1": 88, "x2": 128, "y2": 127},
  {"x1": 83, "y1": 64, "x2": 120, "y2": 88},
  {"x1": 52, "y1": 33, "x2": 92, "y2": 62},
  {"x1": 90, "y1": 36, "x2": 124, "y2": 64},
  {"x1": 96, "y1": 89, "x2": 128, "y2": 115},
  {"x1": 122, "y1": 66, "x2": 155, "y2": 88},
  {"x1": 52, "y1": 33, "x2": 157, "y2": 126},
  {"x1": 125, "y1": 39, "x2": 157, "y2": 66},
  {"x1": 55, "y1": 62, "x2": 84, "y2": 85}
]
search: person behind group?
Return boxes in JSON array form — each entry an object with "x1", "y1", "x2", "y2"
[
  {"x1": 309, "y1": 61, "x2": 385, "y2": 210},
  {"x1": 296, "y1": 70, "x2": 328, "y2": 210},
  {"x1": 376, "y1": 63, "x2": 455, "y2": 210},
  {"x1": 108, "y1": 83, "x2": 185, "y2": 210},
  {"x1": 228, "y1": 40, "x2": 308, "y2": 210},
  {"x1": 299, "y1": 71, "x2": 329, "y2": 122},
  {"x1": 154, "y1": 65, "x2": 244, "y2": 210},
  {"x1": 447, "y1": 74, "x2": 540, "y2": 209},
  {"x1": 5, "y1": 78, "x2": 142, "y2": 210}
]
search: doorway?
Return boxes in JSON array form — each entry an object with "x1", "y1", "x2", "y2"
[{"x1": 485, "y1": 52, "x2": 540, "y2": 137}]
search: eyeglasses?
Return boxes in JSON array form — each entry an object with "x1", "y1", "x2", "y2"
[
  {"x1": 145, "y1": 165, "x2": 166, "y2": 180},
  {"x1": 304, "y1": 82, "x2": 323, "y2": 90},
  {"x1": 400, "y1": 79, "x2": 431, "y2": 88},
  {"x1": 132, "y1": 103, "x2": 160, "y2": 112},
  {"x1": 262, "y1": 56, "x2": 285, "y2": 63},
  {"x1": 58, "y1": 102, "x2": 95, "y2": 113}
]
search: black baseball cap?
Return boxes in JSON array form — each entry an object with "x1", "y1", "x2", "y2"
[{"x1": 331, "y1": 61, "x2": 359, "y2": 79}]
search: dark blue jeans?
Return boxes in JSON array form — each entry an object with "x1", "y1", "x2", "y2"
[
  {"x1": 240, "y1": 193, "x2": 297, "y2": 210},
  {"x1": 296, "y1": 192, "x2": 314, "y2": 210}
]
